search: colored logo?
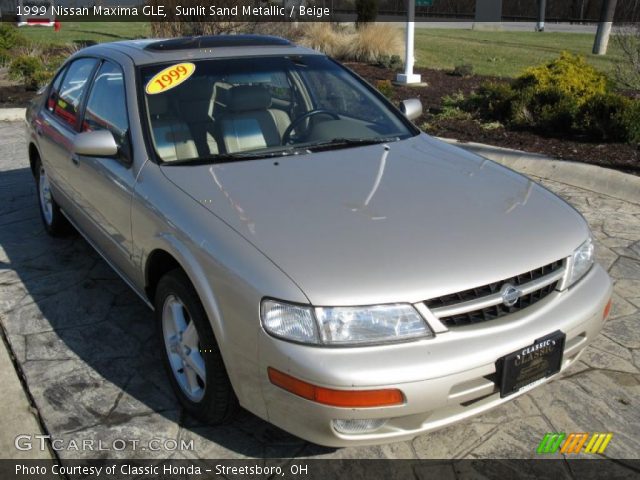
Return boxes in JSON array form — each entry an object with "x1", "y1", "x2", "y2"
[
  {"x1": 145, "y1": 63, "x2": 196, "y2": 95},
  {"x1": 537, "y1": 432, "x2": 613, "y2": 455}
]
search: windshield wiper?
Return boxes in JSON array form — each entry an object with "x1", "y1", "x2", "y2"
[
  {"x1": 304, "y1": 136, "x2": 400, "y2": 152},
  {"x1": 162, "y1": 137, "x2": 401, "y2": 165},
  {"x1": 162, "y1": 148, "x2": 300, "y2": 166}
]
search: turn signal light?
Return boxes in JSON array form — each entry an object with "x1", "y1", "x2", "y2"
[
  {"x1": 603, "y1": 298, "x2": 612, "y2": 320},
  {"x1": 267, "y1": 368, "x2": 404, "y2": 408}
]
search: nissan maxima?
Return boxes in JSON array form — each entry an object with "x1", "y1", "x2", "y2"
[{"x1": 25, "y1": 35, "x2": 613, "y2": 446}]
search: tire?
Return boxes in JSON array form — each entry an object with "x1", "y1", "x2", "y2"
[
  {"x1": 155, "y1": 269, "x2": 238, "y2": 424},
  {"x1": 34, "y1": 156, "x2": 70, "y2": 236}
]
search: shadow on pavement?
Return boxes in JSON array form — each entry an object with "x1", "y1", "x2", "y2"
[{"x1": 0, "y1": 166, "x2": 335, "y2": 459}]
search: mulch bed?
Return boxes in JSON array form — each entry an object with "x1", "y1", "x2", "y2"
[
  {"x1": 348, "y1": 63, "x2": 640, "y2": 176},
  {"x1": 0, "y1": 84, "x2": 36, "y2": 108}
]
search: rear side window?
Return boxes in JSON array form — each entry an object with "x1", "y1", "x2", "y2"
[
  {"x1": 53, "y1": 58, "x2": 98, "y2": 128},
  {"x1": 82, "y1": 61, "x2": 129, "y2": 146}
]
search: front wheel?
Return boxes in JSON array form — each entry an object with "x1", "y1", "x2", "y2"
[
  {"x1": 155, "y1": 270, "x2": 238, "y2": 424},
  {"x1": 34, "y1": 157, "x2": 69, "y2": 236}
]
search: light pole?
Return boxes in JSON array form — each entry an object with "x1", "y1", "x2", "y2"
[
  {"x1": 593, "y1": 0, "x2": 618, "y2": 55},
  {"x1": 536, "y1": 0, "x2": 546, "y2": 32},
  {"x1": 396, "y1": 0, "x2": 422, "y2": 84}
]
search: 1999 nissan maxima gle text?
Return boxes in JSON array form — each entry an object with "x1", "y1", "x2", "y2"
[{"x1": 25, "y1": 35, "x2": 613, "y2": 447}]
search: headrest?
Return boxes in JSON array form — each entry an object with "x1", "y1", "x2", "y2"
[
  {"x1": 226, "y1": 85, "x2": 271, "y2": 113},
  {"x1": 147, "y1": 95, "x2": 169, "y2": 116},
  {"x1": 177, "y1": 77, "x2": 214, "y2": 102}
]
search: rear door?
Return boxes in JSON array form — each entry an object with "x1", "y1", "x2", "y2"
[
  {"x1": 37, "y1": 57, "x2": 99, "y2": 212},
  {"x1": 69, "y1": 59, "x2": 138, "y2": 281}
]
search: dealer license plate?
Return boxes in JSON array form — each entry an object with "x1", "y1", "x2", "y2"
[{"x1": 499, "y1": 330, "x2": 565, "y2": 398}]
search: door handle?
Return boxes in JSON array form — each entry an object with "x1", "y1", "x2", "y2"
[{"x1": 71, "y1": 154, "x2": 80, "y2": 166}]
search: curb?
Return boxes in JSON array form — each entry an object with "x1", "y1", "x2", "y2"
[
  {"x1": 0, "y1": 316, "x2": 53, "y2": 460},
  {"x1": 0, "y1": 108, "x2": 26, "y2": 122},
  {"x1": 440, "y1": 138, "x2": 640, "y2": 206}
]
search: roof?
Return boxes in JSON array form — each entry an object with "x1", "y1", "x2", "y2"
[
  {"x1": 145, "y1": 35, "x2": 292, "y2": 50},
  {"x1": 77, "y1": 35, "x2": 320, "y2": 66}
]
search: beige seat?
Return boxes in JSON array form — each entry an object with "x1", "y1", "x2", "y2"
[
  {"x1": 147, "y1": 95, "x2": 198, "y2": 162},
  {"x1": 176, "y1": 78, "x2": 219, "y2": 156},
  {"x1": 217, "y1": 85, "x2": 290, "y2": 154}
]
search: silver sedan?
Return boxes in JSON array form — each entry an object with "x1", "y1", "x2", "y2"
[{"x1": 25, "y1": 35, "x2": 612, "y2": 447}]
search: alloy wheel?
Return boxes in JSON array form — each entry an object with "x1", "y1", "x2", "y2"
[{"x1": 161, "y1": 295, "x2": 207, "y2": 402}]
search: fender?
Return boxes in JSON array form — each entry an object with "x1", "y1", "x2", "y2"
[{"x1": 146, "y1": 233, "x2": 228, "y2": 344}]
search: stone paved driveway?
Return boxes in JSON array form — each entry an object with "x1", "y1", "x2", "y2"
[{"x1": 1, "y1": 121, "x2": 639, "y2": 460}]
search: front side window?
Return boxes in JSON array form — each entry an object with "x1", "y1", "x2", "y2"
[
  {"x1": 53, "y1": 58, "x2": 98, "y2": 128},
  {"x1": 83, "y1": 60, "x2": 129, "y2": 148},
  {"x1": 302, "y1": 67, "x2": 385, "y2": 123},
  {"x1": 140, "y1": 55, "x2": 414, "y2": 163}
]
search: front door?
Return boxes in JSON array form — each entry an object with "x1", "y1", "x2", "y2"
[{"x1": 69, "y1": 60, "x2": 138, "y2": 281}]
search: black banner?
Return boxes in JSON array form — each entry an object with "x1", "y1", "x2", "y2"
[
  {"x1": 4, "y1": 0, "x2": 640, "y2": 23},
  {"x1": 2, "y1": 459, "x2": 640, "y2": 480}
]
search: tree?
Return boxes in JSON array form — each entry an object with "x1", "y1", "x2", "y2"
[
  {"x1": 355, "y1": 0, "x2": 378, "y2": 27},
  {"x1": 614, "y1": 23, "x2": 640, "y2": 88}
]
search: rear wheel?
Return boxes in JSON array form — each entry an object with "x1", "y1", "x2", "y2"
[
  {"x1": 155, "y1": 269, "x2": 238, "y2": 424},
  {"x1": 34, "y1": 157, "x2": 69, "y2": 236}
]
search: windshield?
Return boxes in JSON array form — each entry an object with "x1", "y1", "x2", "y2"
[{"x1": 140, "y1": 55, "x2": 415, "y2": 164}]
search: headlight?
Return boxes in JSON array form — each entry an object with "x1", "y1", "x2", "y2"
[
  {"x1": 261, "y1": 300, "x2": 319, "y2": 344},
  {"x1": 261, "y1": 300, "x2": 433, "y2": 346},
  {"x1": 566, "y1": 237, "x2": 595, "y2": 288},
  {"x1": 315, "y1": 304, "x2": 432, "y2": 345}
]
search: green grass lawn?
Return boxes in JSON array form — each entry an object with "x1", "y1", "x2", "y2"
[
  {"x1": 18, "y1": 23, "x2": 625, "y2": 81},
  {"x1": 19, "y1": 22, "x2": 148, "y2": 46},
  {"x1": 414, "y1": 29, "x2": 625, "y2": 78}
]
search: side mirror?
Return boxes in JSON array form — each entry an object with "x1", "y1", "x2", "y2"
[
  {"x1": 400, "y1": 98, "x2": 423, "y2": 121},
  {"x1": 73, "y1": 130, "x2": 118, "y2": 157}
]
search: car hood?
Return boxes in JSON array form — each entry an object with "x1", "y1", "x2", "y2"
[{"x1": 160, "y1": 134, "x2": 589, "y2": 306}]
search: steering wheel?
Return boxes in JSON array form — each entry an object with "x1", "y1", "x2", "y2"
[{"x1": 281, "y1": 109, "x2": 340, "y2": 145}]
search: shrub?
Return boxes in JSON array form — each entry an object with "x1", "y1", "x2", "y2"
[
  {"x1": 27, "y1": 69, "x2": 55, "y2": 90},
  {"x1": 578, "y1": 93, "x2": 630, "y2": 141},
  {"x1": 298, "y1": 23, "x2": 402, "y2": 64},
  {"x1": 376, "y1": 79, "x2": 394, "y2": 98},
  {"x1": 9, "y1": 55, "x2": 48, "y2": 90},
  {"x1": 437, "y1": 93, "x2": 473, "y2": 120},
  {"x1": 456, "y1": 52, "x2": 640, "y2": 144},
  {"x1": 0, "y1": 24, "x2": 26, "y2": 52},
  {"x1": 344, "y1": 24, "x2": 402, "y2": 63},
  {"x1": 297, "y1": 23, "x2": 349, "y2": 59},
  {"x1": 451, "y1": 64, "x2": 474, "y2": 77},
  {"x1": 509, "y1": 52, "x2": 609, "y2": 133},
  {"x1": 515, "y1": 52, "x2": 608, "y2": 107},
  {"x1": 0, "y1": 24, "x2": 26, "y2": 63},
  {"x1": 9, "y1": 55, "x2": 42, "y2": 81},
  {"x1": 466, "y1": 82, "x2": 515, "y2": 122},
  {"x1": 378, "y1": 54, "x2": 403, "y2": 71},
  {"x1": 620, "y1": 100, "x2": 640, "y2": 144},
  {"x1": 442, "y1": 91, "x2": 466, "y2": 108}
]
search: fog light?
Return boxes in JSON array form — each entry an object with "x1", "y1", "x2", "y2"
[{"x1": 332, "y1": 418, "x2": 387, "y2": 434}]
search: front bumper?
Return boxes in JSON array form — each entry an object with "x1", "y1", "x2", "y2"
[{"x1": 257, "y1": 264, "x2": 612, "y2": 447}]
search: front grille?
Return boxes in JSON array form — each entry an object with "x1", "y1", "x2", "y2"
[{"x1": 425, "y1": 260, "x2": 564, "y2": 328}]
